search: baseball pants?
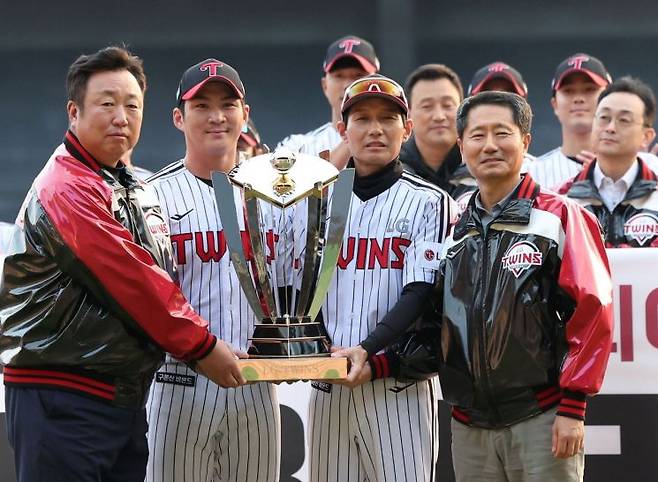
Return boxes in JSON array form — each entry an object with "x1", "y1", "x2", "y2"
[
  {"x1": 308, "y1": 377, "x2": 439, "y2": 482},
  {"x1": 146, "y1": 362, "x2": 280, "y2": 482}
]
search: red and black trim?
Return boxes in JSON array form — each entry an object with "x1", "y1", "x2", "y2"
[
  {"x1": 3, "y1": 366, "x2": 116, "y2": 402},
  {"x1": 63, "y1": 130, "x2": 102, "y2": 173},
  {"x1": 557, "y1": 389, "x2": 587, "y2": 421},
  {"x1": 452, "y1": 407, "x2": 471, "y2": 425},
  {"x1": 368, "y1": 353, "x2": 391, "y2": 380},
  {"x1": 516, "y1": 173, "x2": 540, "y2": 200},
  {"x1": 189, "y1": 332, "x2": 217, "y2": 361},
  {"x1": 533, "y1": 385, "x2": 563, "y2": 411}
]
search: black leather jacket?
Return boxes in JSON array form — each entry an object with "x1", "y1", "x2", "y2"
[
  {"x1": 558, "y1": 158, "x2": 658, "y2": 248},
  {"x1": 437, "y1": 174, "x2": 613, "y2": 428},
  {"x1": 0, "y1": 131, "x2": 215, "y2": 409}
]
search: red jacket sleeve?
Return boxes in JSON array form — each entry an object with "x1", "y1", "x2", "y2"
[
  {"x1": 36, "y1": 157, "x2": 215, "y2": 362},
  {"x1": 556, "y1": 200, "x2": 614, "y2": 419}
]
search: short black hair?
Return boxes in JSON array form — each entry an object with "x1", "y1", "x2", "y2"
[
  {"x1": 67, "y1": 46, "x2": 146, "y2": 108},
  {"x1": 598, "y1": 76, "x2": 656, "y2": 127},
  {"x1": 404, "y1": 64, "x2": 464, "y2": 103},
  {"x1": 456, "y1": 91, "x2": 532, "y2": 138}
]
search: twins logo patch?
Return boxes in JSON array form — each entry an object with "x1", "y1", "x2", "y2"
[
  {"x1": 424, "y1": 249, "x2": 435, "y2": 261},
  {"x1": 146, "y1": 212, "x2": 170, "y2": 237},
  {"x1": 501, "y1": 241, "x2": 543, "y2": 278},
  {"x1": 623, "y1": 213, "x2": 658, "y2": 245}
]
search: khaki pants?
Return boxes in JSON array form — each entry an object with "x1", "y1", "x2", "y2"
[{"x1": 451, "y1": 408, "x2": 584, "y2": 482}]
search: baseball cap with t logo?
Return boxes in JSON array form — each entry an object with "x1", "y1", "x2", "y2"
[
  {"x1": 176, "y1": 58, "x2": 245, "y2": 105},
  {"x1": 323, "y1": 35, "x2": 380, "y2": 74}
]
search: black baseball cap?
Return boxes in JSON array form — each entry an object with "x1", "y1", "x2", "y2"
[
  {"x1": 468, "y1": 62, "x2": 528, "y2": 98},
  {"x1": 341, "y1": 74, "x2": 408, "y2": 116},
  {"x1": 551, "y1": 53, "x2": 612, "y2": 93},
  {"x1": 176, "y1": 58, "x2": 245, "y2": 104},
  {"x1": 323, "y1": 35, "x2": 380, "y2": 75}
]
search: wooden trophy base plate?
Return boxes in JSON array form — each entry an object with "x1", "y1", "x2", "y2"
[{"x1": 238, "y1": 356, "x2": 347, "y2": 382}]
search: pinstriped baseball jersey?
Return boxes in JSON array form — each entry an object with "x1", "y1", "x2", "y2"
[
  {"x1": 145, "y1": 160, "x2": 281, "y2": 482},
  {"x1": 531, "y1": 148, "x2": 658, "y2": 190},
  {"x1": 322, "y1": 172, "x2": 454, "y2": 347},
  {"x1": 307, "y1": 171, "x2": 456, "y2": 482},
  {"x1": 277, "y1": 122, "x2": 341, "y2": 156},
  {"x1": 529, "y1": 148, "x2": 585, "y2": 190}
]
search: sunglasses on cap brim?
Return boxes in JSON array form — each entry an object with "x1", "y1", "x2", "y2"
[{"x1": 343, "y1": 78, "x2": 407, "y2": 109}]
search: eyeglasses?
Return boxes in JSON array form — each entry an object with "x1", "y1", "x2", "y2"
[
  {"x1": 341, "y1": 77, "x2": 408, "y2": 113},
  {"x1": 594, "y1": 113, "x2": 651, "y2": 129}
]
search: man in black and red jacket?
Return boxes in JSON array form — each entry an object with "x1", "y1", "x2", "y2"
[
  {"x1": 0, "y1": 47, "x2": 245, "y2": 482},
  {"x1": 558, "y1": 76, "x2": 658, "y2": 248},
  {"x1": 372, "y1": 92, "x2": 613, "y2": 481}
]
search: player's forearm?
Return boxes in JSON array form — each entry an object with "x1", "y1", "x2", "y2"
[{"x1": 359, "y1": 281, "x2": 433, "y2": 356}]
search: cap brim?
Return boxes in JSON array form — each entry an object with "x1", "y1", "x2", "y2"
[
  {"x1": 341, "y1": 92, "x2": 408, "y2": 115},
  {"x1": 181, "y1": 76, "x2": 244, "y2": 101},
  {"x1": 553, "y1": 68, "x2": 610, "y2": 91},
  {"x1": 324, "y1": 53, "x2": 378, "y2": 74},
  {"x1": 471, "y1": 72, "x2": 527, "y2": 97}
]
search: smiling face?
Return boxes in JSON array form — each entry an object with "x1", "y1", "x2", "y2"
[
  {"x1": 408, "y1": 77, "x2": 460, "y2": 149},
  {"x1": 337, "y1": 97, "x2": 412, "y2": 176},
  {"x1": 173, "y1": 81, "x2": 249, "y2": 167},
  {"x1": 67, "y1": 69, "x2": 144, "y2": 167},
  {"x1": 551, "y1": 72, "x2": 606, "y2": 134},
  {"x1": 458, "y1": 104, "x2": 530, "y2": 186}
]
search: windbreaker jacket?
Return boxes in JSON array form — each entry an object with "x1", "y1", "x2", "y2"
[
  {"x1": 0, "y1": 131, "x2": 216, "y2": 409},
  {"x1": 438, "y1": 174, "x2": 613, "y2": 429},
  {"x1": 558, "y1": 158, "x2": 658, "y2": 248}
]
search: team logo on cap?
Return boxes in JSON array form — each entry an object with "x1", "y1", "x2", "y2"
[
  {"x1": 339, "y1": 38, "x2": 361, "y2": 54},
  {"x1": 200, "y1": 61, "x2": 224, "y2": 76},
  {"x1": 623, "y1": 213, "x2": 658, "y2": 245},
  {"x1": 501, "y1": 241, "x2": 543, "y2": 278},
  {"x1": 567, "y1": 55, "x2": 590, "y2": 70},
  {"x1": 488, "y1": 62, "x2": 510, "y2": 72}
]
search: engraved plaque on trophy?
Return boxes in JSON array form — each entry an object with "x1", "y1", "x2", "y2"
[{"x1": 212, "y1": 150, "x2": 353, "y2": 381}]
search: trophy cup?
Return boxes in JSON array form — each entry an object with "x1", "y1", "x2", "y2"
[{"x1": 211, "y1": 149, "x2": 354, "y2": 381}]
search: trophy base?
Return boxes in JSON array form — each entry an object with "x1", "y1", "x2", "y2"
[{"x1": 238, "y1": 356, "x2": 347, "y2": 382}]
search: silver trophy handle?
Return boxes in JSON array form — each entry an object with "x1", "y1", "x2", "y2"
[
  {"x1": 211, "y1": 171, "x2": 269, "y2": 321},
  {"x1": 306, "y1": 168, "x2": 355, "y2": 319}
]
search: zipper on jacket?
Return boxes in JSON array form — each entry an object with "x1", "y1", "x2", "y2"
[{"x1": 475, "y1": 225, "x2": 502, "y2": 425}]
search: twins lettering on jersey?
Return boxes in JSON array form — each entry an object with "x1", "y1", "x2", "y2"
[
  {"x1": 170, "y1": 229, "x2": 278, "y2": 264},
  {"x1": 623, "y1": 212, "x2": 658, "y2": 245},
  {"x1": 338, "y1": 236, "x2": 410, "y2": 270},
  {"x1": 502, "y1": 241, "x2": 543, "y2": 278}
]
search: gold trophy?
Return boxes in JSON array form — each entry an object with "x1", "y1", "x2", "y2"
[{"x1": 212, "y1": 150, "x2": 354, "y2": 381}]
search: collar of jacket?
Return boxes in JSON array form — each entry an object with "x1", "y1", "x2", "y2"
[
  {"x1": 566, "y1": 157, "x2": 657, "y2": 202},
  {"x1": 346, "y1": 157, "x2": 403, "y2": 201},
  {"x1": 454, "y1": 173, "x2": 539, "y2": 240},
  {"x1": 63, "y1": 130, "x2": 139, "y2": 188},
  {"x1": 400, "y1": 135, "x2": 462, "y2": 189}
]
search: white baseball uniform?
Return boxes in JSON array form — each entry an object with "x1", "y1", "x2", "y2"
[
  {"x1": 145, "y1": 160, "x2": 281, "y2": 482},
  {"x1": 531, "y1": 147, "x2": 658, "y2": 190},
  {"x1": 277, "y1": 122, "x2": 341, "y2": 156},
  {"x1": 306, "y1": 170, "x2": 456, "y2": 482}
]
